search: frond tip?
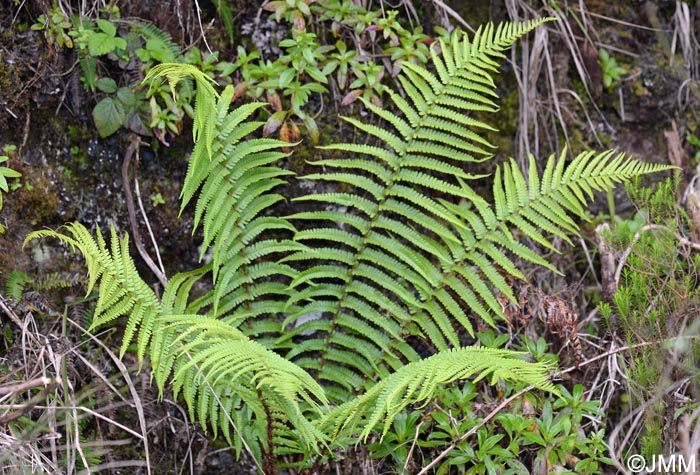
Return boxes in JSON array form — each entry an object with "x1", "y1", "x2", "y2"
[
  {"x1": 25, "y1": 223, "x2": 161, "y2": 362},
  {"x1": 494, "y1": 148, "x2": 676, "y2": 251}
]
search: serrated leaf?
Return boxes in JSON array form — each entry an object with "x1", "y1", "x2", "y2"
[
  {"x1": 80, "y1": 57, "x2": 97, "y2": 92},
  {"x1": 95, "y1": 77, "x2": 117, "y2": 93},
  {"x1": 147, "y1": 37, "x2": 176, "y2": 63},
  {"x1": 93, "y1": 97, "x2": 126, "y2": 137},
  {"x1": 88, "y1": 32, "x2": 120, "y2": 56},
  {"x1": 279, "y1": 69, "x2": 295, "y2": 88},
  {"x1": 96, "y1": 19, "x2": 116, "y2": 36}
]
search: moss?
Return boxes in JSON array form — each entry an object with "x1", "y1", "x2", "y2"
[{"x1": 12, "y1": 164, "x2": 60, "y2": 225}]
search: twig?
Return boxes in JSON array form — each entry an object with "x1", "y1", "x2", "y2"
[
  {"x1": 0, "y1": 296, "x2": 42, "y2": 347},
  {"x1": 132, "y1": 145, "x2": 166, "y2": 278},
  {"x1": 404, "y1": 420, "x2": 424, "y2": 473},
  {"x1": 0, "y1": 296, "x2": 26, "y2": 329},
  {"x1": 429, "y1": 0, "x2": 474, "y2": 33},
  {"x1": 76, "y1": 460, "x2": 148, "y2": 475},
  {"x1": 193, "y1": 0, "x2": 213, "y2": 54},
  {"x1": 0, "y1": 376, "x2": 61, "y2": 396},
  {"x1": 0, "y1": 381, "x2": 61, "y2": 424},
  {"x1": 121, "y1": 136, "x2": 168, "y2": 287},
  {"x1": 68, "y1": 317, "x2": 152, "y2": 475},
  {"x1": 614, "y1": 224, "x2": 700, "y2": 287},
  {"x1": 20, "y1": 110, "x2": 30, "y2": 154}
]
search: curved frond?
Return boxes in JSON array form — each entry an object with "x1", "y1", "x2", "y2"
[
  {"x1": 319, "y1": 347, "x2": 558, "y2": 441},
  {"x1": 25, "y1": 223, "x2": 160, "y2": 362},
  {"x1": 165, "y1": 315, "x2": 328, "y2": 450}
]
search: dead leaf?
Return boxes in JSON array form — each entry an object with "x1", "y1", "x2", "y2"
[
  {"x1": 341, "y1": 89, "x2": 363, "y2": 106},
  {"x1": 263, "y1": 110, "x2": 286, "y2": 137},
  {"x1": 267, "y1": 91, "x2": 283, "y2": 112},
  {"x1": 233, "y1": 82, "x2": 248, "y2": 101}
]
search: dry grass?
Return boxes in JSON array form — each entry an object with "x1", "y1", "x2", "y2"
[{"x1": 0, "y1": 295, "x2": 154, "y2": 474}]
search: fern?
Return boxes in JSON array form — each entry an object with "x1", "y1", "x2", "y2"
[
  {"x1": 25, "y1": 19, "x2": 674, "y2": 470},
  {"x1": 319, "y1": 347, "x2": 558, "y2": 442},
  {"x1": 129, "y1": 20, "x2": 182, "y2": 62},
  {"x1": 5, "y1": 270, "x2": 33, "y2": 300},
  {"x1": 281, "y1": 20, "x2": 671, "y2": 399},
  {"x1": 27, "y1": 223, "x2": 161, "y2": 361}
]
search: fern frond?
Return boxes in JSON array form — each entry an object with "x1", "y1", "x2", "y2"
[
  {"x1": 493, "y1": 149, "x2": 675, "y2": 254},
  {"x1": 146, "y1": 67, "x2": 296, "y2": 316},
  {"x1": 145, "y1": 63, "x2": 219, "y2": 157},
  {"x1": 5, "y1": 271, "x2": 33, "y2": 299},
  {"x1": 25, "y1": 224, "x2": 160, "y2": 361},
  {"x1": 285, "y1": 21, "x2": 554, "y2": 394},
  {"x1": 319, "y1": 347, "x2": 558, "y2": 441},
  {"x1": 165, "y1": 315, "x2": 328, "y2": 450},
  {"x1": 129, "y1": 20, "x2": 182, "y2": 61}
]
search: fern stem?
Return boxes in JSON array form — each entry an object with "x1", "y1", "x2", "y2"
[{"x1": 259, "y1": 388, "x2": 276, "y2": 475}]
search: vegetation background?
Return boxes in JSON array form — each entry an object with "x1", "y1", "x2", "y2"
[{"x1": 0, "y1": 0, "x2": 699, "y2": 473}]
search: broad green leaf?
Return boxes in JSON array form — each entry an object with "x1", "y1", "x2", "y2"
[
  {"x1": 95, "y1": 77, "x2": 117, "y2": 93},
  {"x1": 92, "y1": 97, "x2": 126, "y2": 137}
]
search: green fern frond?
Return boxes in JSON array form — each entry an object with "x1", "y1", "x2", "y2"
[
  {"x1": 493, "y1": 148, "x2": 675, "y2": 254},
  {"x1": 319, "y1": 347, "x2": 558, "y2": 442},
  {"x1": 25, "y1": 224, "x2": 160, "y2": 361},
  {"x1": 4, "y1": 271, "x2": 33, "y2": 299},
  {"x1": 145, "y1": 63, "x2": 219, "y2": 157},
  {"x1": 165, "y1": 315, "x2": 328, "y2": 450},
  {"x1": 129, "y1": 20, "x2": 182, "y2": 61},
  {"x1": 147, "y1": 66, "x2": 297, "y2": 317},
  {"x1": 284, "y1": 20, "x2": 553, "y2": 395}
]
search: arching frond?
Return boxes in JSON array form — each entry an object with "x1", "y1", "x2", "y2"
[
  {"x1": 164, "y1": 315, "x2": 328, "y2": 450},
  {"x1": 319, "y1": 347, "x2": 558, "y2": 442},
  {"x1": 25, "y1": 223, "x2": 160, "y2": 362}
]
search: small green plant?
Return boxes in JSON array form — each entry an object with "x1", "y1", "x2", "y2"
[
  {"x1": 31, "y1": 2, "x2": 73, "y2": 49},
  {"x1": 37, "y1": 3, "x2": 458, "y2": 144},
  {"x1": 600, "y1": 177, "x2": 700, "y2": 464},
  {"x1": 34, "y1": 7, "x2": 191, "y2": 141},
  {"x1": 370, "y1": 378, "x2": 613, "y2": 474},
  {"x1": 0, "y1": 145, "x2": 22, "y2": 234},
  {"x1": 149, "y1": 192, "x2": 165, "y2": 206},
  {"x1": 598, "y1": 48, "x2": 627, "y2": 90},
  {"x1": 28, "y1": 20, "x2": 673, "y2": 472}
]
